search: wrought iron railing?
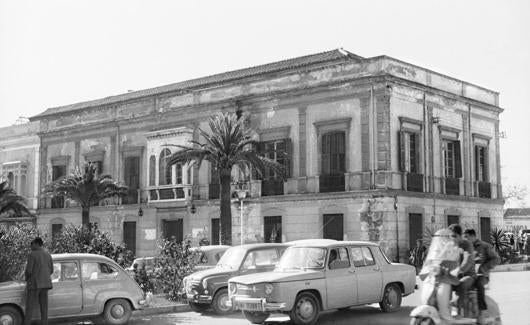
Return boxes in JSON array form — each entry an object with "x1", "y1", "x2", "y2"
[
  {"x1": 261, "y1": 179, "x2": 284, "y2": 196},
  {"x1": 478, "y1": 181, "x2": 492, "y2": 198},
  {"x1": 319, "y1": 174, "x2": 345, "y2": 193},
  {"x1": 406, "y1": 173, "x2": 424, "y2": 192},
  {"x1": 444, "y1": 177, "x2": 460, "y2": 195}
]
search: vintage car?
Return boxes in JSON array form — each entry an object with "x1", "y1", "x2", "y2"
[
  {"x1": 0, "y1": 253, "x2": 147, "y2": 325},
  {"x1": 182, "y1": 243, "x2": 287, "y2": 315},
  {"x1": 228, "y1": 239, "x2": 416, "y2": 325}
]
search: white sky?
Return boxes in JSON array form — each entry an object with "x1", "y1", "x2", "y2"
[{"x1": 1, "y1": 0, "x2": 529, "y2": 204}]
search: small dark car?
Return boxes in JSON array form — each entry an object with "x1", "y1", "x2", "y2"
[{"x1": 182, "y1": 243, "x2": 287, "y2": 314}]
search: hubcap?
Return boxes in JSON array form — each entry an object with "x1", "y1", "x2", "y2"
[
  {"x1": 111, "y1": 304, "x2": 125, "y2": 318},
  {"x1": 218, "y1": 294, "x2": 230, "y2": 311},
  {"x1": 387, "y1": 287, "x2": 399, "y2": 308},
  {"x1": 0, "y1": 314, "x2": 14, "y2": 325},
  {"x1": 297, "y1": 298, "x2": 315, "y2": 320}
]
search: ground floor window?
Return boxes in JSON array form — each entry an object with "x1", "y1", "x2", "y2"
[
  {"x1": 51, "y1": 223, "x2": 63, "y2": 240},
  {"x1": 408, "y1": 213, "x2": 423, "y2": 248},
  {"x1": 480, "y1": 217, "x2": 491, "y2": 243},
  {"x1": 123, "y1": 221, "x2": 137, "y2": 255},
  {"x1": 264, "y1": 216, "x2": 282, "y2": 243},
  {"x1": 211, "y1": 218, "x2": 220, "y2": 245},
  {"x1": 447, "y1": 215, "x2": 460, "y2": 227},
  {"x1": 163, "y1": 219, "x2": 183, "y2": 243},
  {"x1": 323, "y1": 214, "x2": 343, "y2": 241}
]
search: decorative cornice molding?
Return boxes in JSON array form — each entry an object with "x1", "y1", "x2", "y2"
[{"x1": 145, "y1": 127, "x2": 194, "y2": 140}]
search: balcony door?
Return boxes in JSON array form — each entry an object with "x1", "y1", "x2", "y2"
[
  {"x1": 123, "y1": 156, "x2": 140, "y2": 204},
  {"x1": 320, "y1": 132, "x2": 346, "y2": 193}
]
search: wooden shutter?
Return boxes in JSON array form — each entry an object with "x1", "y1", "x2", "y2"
[
  {"x1": 399, "y1": 131, "x2": 406, "y2": 172},
  {"x1": 474, "y1": 145, "x2": 480, "y2": 180},
  {"x1": 454, "y1": 140, "x2": 462, "y2": 178},
  {"x1": 321, "y1": 134, "x2": 331, "y2": 175},
  {"x1": 284, "y1": 138, "x2": 292, "y2": 178}
]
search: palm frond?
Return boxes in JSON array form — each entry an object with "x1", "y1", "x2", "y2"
[{"x1": 0, "y1": 181, "x2": 31, "y2": 217}]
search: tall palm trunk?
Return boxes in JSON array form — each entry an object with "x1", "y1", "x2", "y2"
[
  {"x1": 82, "y1": 205, "x2": 90, "y2": 228},
  {"x1": 219, "y1": 168, "x2": 232, "y2": 245}
]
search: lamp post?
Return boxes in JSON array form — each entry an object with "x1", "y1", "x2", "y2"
[{"x1": 236, "y1": 189, "x2": 247, "y2": 245}]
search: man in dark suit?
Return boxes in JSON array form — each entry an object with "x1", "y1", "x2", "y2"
[{"x1": 24, "y1": 237, "x2": 53, "y2": 325}]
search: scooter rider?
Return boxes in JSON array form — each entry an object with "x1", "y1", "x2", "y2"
[
  {"x1": 463, "y1": 228, "x2": 500, "y2": 323},
  {"x1": 448, "y1": 224, "x2": 476, "y2": 314}
]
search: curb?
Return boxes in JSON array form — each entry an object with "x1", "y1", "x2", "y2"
[
  {"x1": 134, "y1": 303, "x2": 190, "y2": 317},
  {"x1": 491, "y1": 262, "x2": 530, "y2": 273}
]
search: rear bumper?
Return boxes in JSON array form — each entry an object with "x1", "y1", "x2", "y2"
[{"x1": 229, "y1": 297, "x2": 286, "y2": 312}]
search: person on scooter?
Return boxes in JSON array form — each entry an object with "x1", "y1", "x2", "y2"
[
  {"x1": 463, "y1": 228, "x2": 500, "y2": 323},
  {"x1": 448, "y1": 224, "x2": 475, "y2": 315}
]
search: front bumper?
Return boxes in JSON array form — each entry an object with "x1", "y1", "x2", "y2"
[
  {"x1": 229, "y1": 297, "x2": 286, "y2": 312},
  {"x1": 186, "y1": 294, "x2": 213, "y2": 304}
]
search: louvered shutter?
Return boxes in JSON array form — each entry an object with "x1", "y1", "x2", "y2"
[
  {"x1": 455, "y1": 140, "x2": 462, "y2": 179},
  {"x1": 399, "y1": 131, "x2": 406, "y2": 172}
]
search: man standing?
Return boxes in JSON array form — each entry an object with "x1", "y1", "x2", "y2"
[
  {"x1": 463, "y1": 228, "x2": 500, "y2": 324},
  {"x1": 410, "y1": 239, "x2": 427, "y2": 275},
  {"x1": 448, "y1": 224, "x2": 475, "y2": 314},
  {"x1": 24, "y1": 237, "x2": 53, "y2": 325}
]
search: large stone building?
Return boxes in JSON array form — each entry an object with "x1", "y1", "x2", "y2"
[
  {"x1": 0, "y1": 121, "x2": 40, "y2": 224},
  {"x1": 27, "y1": 49, "x2": 504, "y2": 260}
]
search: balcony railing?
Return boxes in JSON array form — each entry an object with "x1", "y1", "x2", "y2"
[
  {"x1": 261, "y1": 179, "x2": 284, "y2": 196},
  {"x1": 148, "y1": 184, "x2": 192, "y2": 202},
  {"x1": 122, "y1": 188, "x2": 139, "y2": 205},
  {"x1": 406, "y1": 173, "x2": 424, "y2": 192},
  {"x1": 319, "y1": 174, "x2": 345, "y2": 193},
  {"x1": 444, "y1": 177, "x2": 460, "y2": 195},
  {"x1": 478, "y1": 181, "x2": 492, "y2": 198}
]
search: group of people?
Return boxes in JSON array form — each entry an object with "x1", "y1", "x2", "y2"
[
  {"x1": 410, "y1": 224, "x2": 500, "y2": 323},
  {"x1": 509, "y1": 232, "x2": 530, "y2": 255}
]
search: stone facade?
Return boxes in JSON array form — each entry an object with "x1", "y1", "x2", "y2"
[{"x1": 27, "y1": 49, "x2": 504, "y2": 261}]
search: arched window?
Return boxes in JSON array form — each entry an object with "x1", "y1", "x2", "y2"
[
  {"x1": 7, "y1": 172, "x2": 14, "y2": 189},
  {"x1": 159, "y1": 149, "x2": 172, "y2": 185},
  {"x1": 149, "y1": 155, "x2": 156, "y2": 186}
]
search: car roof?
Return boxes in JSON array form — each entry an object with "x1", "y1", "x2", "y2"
[
  {"x1": 190, "y1": 245, "x2": 231, "y2": 252},
  {"x1": 288, "y1": 239, "x2": 379, "y2": 248},
  {"x1": 230, "y1": 243, "x2": 289, "y2": 250},
  {"x1": 51, "y1": 253, "x2": 117, "y2": 263}
]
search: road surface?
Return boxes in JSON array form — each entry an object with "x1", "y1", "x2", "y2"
[{"x1": 54, "y1": 270, "x2": 530, "y2": 325}]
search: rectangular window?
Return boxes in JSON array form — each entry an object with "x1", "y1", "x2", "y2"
[
  {"x1": 52, "y1": 224, "x2": 63, "y2": 239},
  {"x1": 211, "y1": 218, "x2": 220, "y2": 245},
  {"x1": 443, "y1": 140, "x2": 461, "y2": 195},
  {"x1": 349, "y1": 246, "x2": 375, "y2": 267},
  {"x1": 264, "y1": 216, "x2": 282, "y2": 243},
  {"x1": 258, "y1": 139, "x2": 291, "y2": 196},
  {"x1": 328, "y1": 247, "x2": 350, "y2": 269},
  {"x1": 447, "y1": 215, "x2": 460, "y2": 226},
  {"x1": 475, "y1": 146, "x2": 488, "y2": 182},
  {"x1": 51, "y1": 262, "x2": 79, "y2": 283},
  {"x1": 323, "y1": 214, "x2": 344, "y2": 241},
  {"x1": 209, "y1": 165, "x2": 220, "y2": 200}
]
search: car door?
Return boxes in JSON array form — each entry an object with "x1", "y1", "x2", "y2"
[
  {"x1": 48, "y1": 260, "x2": 83, "y2": 317},
  {"x1": 325, "y1": 247, "x2": 357, "y2": 309},
  {"x1": 350, "y1": 246, "x2": 383, "y2": 304},
  {"x1": 81, "y1": 260, "x2": 121, "y2": 314}
]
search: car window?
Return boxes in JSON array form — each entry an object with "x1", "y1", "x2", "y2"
[
  {"x1": 82, "y1": 262, "x2": 119, "y2": 280},
  {"x1": 362, "y1": 247, "x2": 376, "y2": 266},
  {"x1": 51, "y1": 262, "x2": 79, "y2": 282},
  {"x1": 350, "y1": 247, "x2": 365, "y2": 267},
  {"x1": 199, "y1": 252, "x2": 208, "y2": 264},
  {"x1": 328, "y1": 247, "x2": 350, "y2": 270},
  {"x1": 242, "y1": 249, "x2": 278, "y2": 270},
  {"x1": 214, "y1": 253, "x2": 221, "y2": 262}
]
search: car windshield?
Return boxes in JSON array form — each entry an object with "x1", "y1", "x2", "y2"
[
  {"x1": 216, "y1": 246, "x2": 246, "y2": 270},
  {"x1": 276, "y1": 247, "x2": 326, "y2": 271}
]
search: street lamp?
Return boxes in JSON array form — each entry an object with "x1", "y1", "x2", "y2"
[{"x1": 236, "y1": 189, "x2": 247, "y2": 245}]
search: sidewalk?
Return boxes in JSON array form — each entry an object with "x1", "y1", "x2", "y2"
[{"x1": 134, "y1": 294, "x2": 190, "y2": 317}]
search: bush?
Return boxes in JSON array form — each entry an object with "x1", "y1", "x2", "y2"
[
  {"x1": 150, "y1": 238, "x2": 200, "y2": 301},
  {"x1": 50, "y1": 224, "x2": 134, "y2": 268},
  {"x1": 0, "y1": 223, "x2": 42, "y2": 282}
]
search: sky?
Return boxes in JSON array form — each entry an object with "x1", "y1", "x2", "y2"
[{"x1": 1, "y1": 0, "x2": 529, "y2": 205}]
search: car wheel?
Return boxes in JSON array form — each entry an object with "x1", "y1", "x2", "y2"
[
  {"x1": 243, "y1": 311, "x2": 270, "y2": 324},
  {"x1": 211, "y1": 288, "x2": 232, "y2": 314},
  {"x1": 0, "y1": 306, "x2": 22, "y2": 325},
  {"x1": 409, "y1": 317, "x2": 435, "y2": 325},
  {"x1": 379, "y1": 283, "x2": 402, "y2": 312},
  {"x1": 189, "y1": 302, "x2": 210, "y2": 313},
  {"x1": 102, "y1": 299, "x2": 133, "y2": 325},
  {"x1": 289, "y1": 292, "x2": 320, "y2": 325}
]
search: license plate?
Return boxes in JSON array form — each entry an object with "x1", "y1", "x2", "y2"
[{"x1": 238, "y1": 302, "x2": 262, "y2": 311}]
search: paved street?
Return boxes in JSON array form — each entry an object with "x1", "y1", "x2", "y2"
[{"x1": 54, "y1": 271, "x2": 530, "y2": 325}]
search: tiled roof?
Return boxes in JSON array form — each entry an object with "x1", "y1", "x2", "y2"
[
  {"x1": 32, "y1": 49, "x2": 363, "y2": 119},
  {"x1": 504, "y1": 208, "x2": 530, "y2": 217}
]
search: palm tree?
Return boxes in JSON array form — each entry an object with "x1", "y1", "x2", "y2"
[
  {"x1": 44, "y1": 162, "x2": 128, "y2": 227},
  {"x1": 0, "y1": 181, "x2": 31, "y2": 217},
  {"x1": 167, "y1": 112, "x2": 284, "y2": 245}
]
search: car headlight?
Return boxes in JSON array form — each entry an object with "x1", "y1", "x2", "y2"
[
  {"x1": 264, "y1": 283, "x2": 274, "y2": 295},
  {"x1": 202, "y1": 278, "x2": 208, "y2": 289},
  {"x1": 229, "y1": 282, "x2": 237, "y2": 294}
]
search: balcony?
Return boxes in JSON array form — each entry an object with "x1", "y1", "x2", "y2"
[
  {"x1": 261, "y1": 179, "x2": 284, "y2": 196},
  {"x1": 478, "y1": 181, "x2": 492, "y2": 198},
  {"x1": 406, "y1": 173, "x2": 424, "y2": 192},
  {"x1": 319, "y1": 174, "x2": 345, "y2": 193},
  {"x1": 148, "y1": 184, "x2": 192, "y2": 202},
  {"x1": 444, "y1": 177, "x2": 460, "y2": 196}
]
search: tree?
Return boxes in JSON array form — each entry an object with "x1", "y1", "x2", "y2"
[
  {"x1": 167, "y1": 112, "x2": 284, "y2": 245},
  {"x1": 0, "y1": 180, "x2": 31, "y2": 217},
  {"x1": 43, "y1": 162, "x2": 127, "y2": 227},
  {"x1": 503, "y1": 184, "x2": 528, "y2": 208}
]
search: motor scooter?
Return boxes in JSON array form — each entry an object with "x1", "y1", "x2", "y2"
[{"x1": 409, "y1": 229, "x2": 502, "y2": 325}]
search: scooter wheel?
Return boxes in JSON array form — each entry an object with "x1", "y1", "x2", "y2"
[{"x1": 409, "y1": 317, "x2": 434, "y2": 325}]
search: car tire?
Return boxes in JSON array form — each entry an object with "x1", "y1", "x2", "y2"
[
  {"x1": 243, "y1": 311, "x2": 270, "y2": 324},
  {"x1": 379, "y1": 283, "x2": 402, "y2": 312},
  {"x1": 211, "y1": 288, "x2": 232, "y2": 314},
  {"x1": 0, "y1": 305, "x2": 22, "y2": 325},
  {"x1": 189, "y1": 302, "x2": 210, "y2": 313},
  {"x1": 289, "y1": 292, "x2": 320, "y2": 325},
  {"x1": 409, "y1": 317, "x2": 435, "y2": 325},
  {"x1": 102, "y1": 298, "x2": 133, "y2": 325}
]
